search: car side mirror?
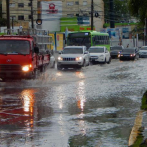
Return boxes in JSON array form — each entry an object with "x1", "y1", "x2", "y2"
[
  {"x1": 84, "y1": 51, "x2": 88, "y2": 54},
  {"x1": 34, "y1": 47, "x2": 39, "y2": 54}
]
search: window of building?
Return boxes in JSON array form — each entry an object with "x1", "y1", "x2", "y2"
[
  {"x1": 83, "y1": 1, "x2": 87, "y2": 5},
  {"x1": 28, "y1": 15, "x2": 32, "y2": 19},
  {"x1": 67, "y1": 1, "x2": 74, "y2": 6},
  {"x1": 28, "y1": 3, "x2": 31, "y2": 7},
  {"x1": 18, "y1": 15, "x2": 24, "y2": 20},
  {"x1": 67, "y1": 14, "x2": 74, "y2": 17},
  {"x1": 18, "y1": 3, "x2": 24, "y2": 8},
  {"x1": 10, "y1": 16, "x2": 16, "y2": 20},
  {"x1": 75, "y1": 1, "x2": 79, "y2": 5},
  {"x1": 10, "y1": 3, "x2": 15, "y2": 7}
]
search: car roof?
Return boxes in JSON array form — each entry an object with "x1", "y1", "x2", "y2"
[
  {"x1": 89, "y1": 46, "x2": 105, "y2": 48},
  {"x1": 123, "y1": 48, "x2": 136, "y2": 50},
  {"x1": 65, "y1": 46, "x2": 85, "y2": 48}
]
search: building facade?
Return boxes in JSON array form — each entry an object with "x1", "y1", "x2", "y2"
[
  {"x1": 2, "y1": 0, "x2": 104, "y2": 31},
  {"x1": 2, "y1": 0, "x2": 38, "y2": 29}
]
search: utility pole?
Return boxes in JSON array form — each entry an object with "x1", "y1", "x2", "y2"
[
  {"x1": 91, "y1": 0, "x2": 93, "y2": 30},
  {"x1": 145, "y1": 18, "x2": 147, "y2": 45},
  {"x1": 110, "y1": 0, "x2": 115, "y2": 28},
  {"x1": 6, "y1": 0, "x2": 10, "y2": 30},
  {"x1": 30, "y1": 0, "x2": 34, "y2": 28}
]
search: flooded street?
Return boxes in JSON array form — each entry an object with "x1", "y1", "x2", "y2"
[{"x1": 0, "y1": 58, "x2": 147, "y2": 147}]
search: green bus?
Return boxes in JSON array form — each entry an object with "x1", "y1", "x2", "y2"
[{"x1": 67, "y1": 31, "x2": 110, "y2": 51}]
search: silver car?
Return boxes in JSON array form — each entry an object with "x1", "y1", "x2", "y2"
[
  {"x1": 139, "y1": 46, "x2": 147, "y2": 58},
  {"x1": 57, "y1": 46, "x2": 90, "y2": 70}
]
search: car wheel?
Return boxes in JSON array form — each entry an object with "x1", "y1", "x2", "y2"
[
  {"x1": 82, "y1": 60, "x2": 86, "y2": 67},
  {"x1": 57, "y1": 64, "x2": 62, "y2": 70},
  {"x1": 103, "y1": 58, "x2": 106, "y2": 64},
  {"x1": 107, "y1": 57, "x2": 111, "y2": 64}
]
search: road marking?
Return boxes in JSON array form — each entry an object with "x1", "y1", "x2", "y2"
[{"x1": 128, "y1": 110, "x2": 144, "y2": 146}]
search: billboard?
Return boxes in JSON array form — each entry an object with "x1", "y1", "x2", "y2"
[{"x1": 41, "y1": 1, "x2": 62, "y2": 31}]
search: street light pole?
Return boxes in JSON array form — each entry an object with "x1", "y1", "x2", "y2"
[
  {"x1": 110, "y1": 0, "x2": 115, "y2": 28},
  {"x1": 91, "y1": 0, "x2": 93, "y2": 30},
  {"x1": 30, "y1": 0, "x2": 34, "y2": 29},
  {"x1": 6, "y1": 0, "x2": 10, "y2": 30}
]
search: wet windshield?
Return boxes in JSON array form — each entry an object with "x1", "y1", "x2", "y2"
[
  {"x1": 0, "y1": 40, "x2": 30, "y2": 54},
  {"x1": 122, "y1": 49, "x2": 135, "y2": 53},
  {"x1": 67, "y1": 37, "x2": 91, "y2": 49},
  {"x1": 110, "y1": 46, "x2": 122, "y2": 51},
  {"x1": 140, "y1": 47, "x2": 147, "y2": 50},
  {"x1": 89, "y1": 47, "x2": 104, "y2": 53},
  {"x1": 63, "y1": 48, "x2": 83, "y2": 54}
]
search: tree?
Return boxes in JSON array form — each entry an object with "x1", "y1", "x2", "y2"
[
  {"x1": 103, "y1": 0, "x2": 129, "y2": 23},
  {"x1": 128, "y1": 0, "x2": 147, "y2": 25}
]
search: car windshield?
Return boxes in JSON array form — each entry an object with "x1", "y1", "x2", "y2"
[
  {"x1": 89, "y1": 47, "x2": 104, "y2": 53},
  {"x1": 122, "y1": 49, "x2": 135, "y2": 53},
  {"x1": 110, "y1": 46, "x2": 122, "y2": 51},
  {"x1": 0, "y1": 40, "x2": 30, "y2": 54},
  {"x1": 63, "y1": 48, "x2": 83, "y2": 54},
  {"x1": 140, "y1": 47, "x2": 147, "y2": 50}
]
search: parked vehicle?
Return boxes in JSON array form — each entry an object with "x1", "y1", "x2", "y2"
[
  {"x1": 0, "y1": 29, "x2": 52, "y2": 81},
  {"x1": 118, "y1": 48, "x2": 139, "y2": 60},
  {"x1": 57, "y1": 46, "x2": 90, "y2": 70},
  {"x1": 88, "y1": 46, "x2": 111, "y2": 64},
  {"x1": 110, "y1": 45, "x2": 124, "y2": 58},
  {"x1": 139, "y1": 46, "x2": 147, "y2": 58}
]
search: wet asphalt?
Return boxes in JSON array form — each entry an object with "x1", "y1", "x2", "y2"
[{"x1": 0, "y1": 58, "x2": 147, "y2": 147}]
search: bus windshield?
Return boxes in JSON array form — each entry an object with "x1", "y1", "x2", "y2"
[
  {"x1": 89, "y1": 47, "x2": 104, "y2": 53},
  {"x1": 63, "y1": 48, "x2": 83, "y2": 54},
  {"x1": 67, "y1": 37, "x2": 91, "y2": 49},
  {"x1": 0, "y1": 40, "x2": 30, "y2": 55}
]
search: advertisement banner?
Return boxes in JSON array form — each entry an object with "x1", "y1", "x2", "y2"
[
  {"x1": 56, "y1": 33, "x2": 64, "y2": 51},
  {"x1": 41, "y1": 1, "x2": 62, "y2": 31},
  {"x1": 49, "y1": 33, "x2": 55, "y2": 51}
]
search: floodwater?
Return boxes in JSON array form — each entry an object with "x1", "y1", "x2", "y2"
[{"x1": 0, "y1": 58, "x2": 147, "y2": 147}]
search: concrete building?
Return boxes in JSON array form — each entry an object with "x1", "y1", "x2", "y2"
[
  {"x1": 2, "y1": 0, "x2": 38, "y2": 29},
  {"x1": 2, "y1": 0, "x2": 104, "y2": 31},
  {"x1": 38, "y1": 0, "x2": 104, "y2": 31}
]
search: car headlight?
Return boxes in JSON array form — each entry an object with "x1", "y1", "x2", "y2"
[
  {"x1": 58, "y1": 57, "x2": 63, "y2": 61},
  {"x1": 99, "y1": 55, "x2": 104, "y2": 57},
  {"x1": 120, "y1": 55, "x2": 123, "y2": 56},
  {"x1": 22, "y1": 64, "x2": 32, "y2": 72},
  {"x1": 76, "y1": 57, "x2": 82, "y2": 61},
  {"x1": 130, "y1": 54, "x2": 135, "y2": 56}
]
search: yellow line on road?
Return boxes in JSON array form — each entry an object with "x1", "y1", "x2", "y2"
[{"x1": 128, "y1": 110, "x2": 144, "y2": 146}]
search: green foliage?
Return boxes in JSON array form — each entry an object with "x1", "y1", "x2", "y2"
[
  {"x1": 103, "y1": 0, "x2": 129, "y2": 23},
  {"x1": 0, "y1": 18, "x2": 7, "y2": 26},
  {"x1": 128, "y1": 0, "x2": 147, "y2": 24}
]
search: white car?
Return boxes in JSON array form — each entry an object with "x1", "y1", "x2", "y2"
[
  {"x1": 57, "y1": 46, "x2": 90, "y2": 70},
  {"x1": 88, "y1": 46, "x2": 111, "y2": 64},
  {"x1": 139, "y1": 46, "x2": 147, "y2": 58}
]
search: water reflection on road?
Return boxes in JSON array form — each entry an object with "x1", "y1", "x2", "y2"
[{"x1": 0, "y1": 59, "x2": 147, "y2": 147}]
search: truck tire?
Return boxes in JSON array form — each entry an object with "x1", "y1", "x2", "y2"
[{"x1": 40, "y1": 65, "x2": 45, "y2": 72}]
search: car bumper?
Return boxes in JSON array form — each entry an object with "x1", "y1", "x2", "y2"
[
  {"x1": 57, "y1": 61, "x2": 83, "y2": 66},
  {"x1": 119, "y1": 56, "x2": 135, "y2": 60},
  {"x1": 0, "y1": 71, "x2": 32, "y2": 79},
  {"x1": 90, "y1": 57, "x2": 105, "y2": 62}
]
